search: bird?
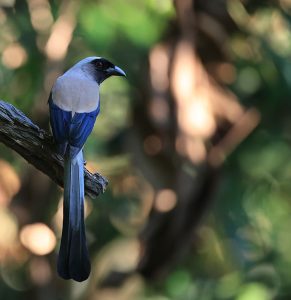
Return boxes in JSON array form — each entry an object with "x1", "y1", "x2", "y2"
[{"x1": 48, "y1": 57, "x2": 126, "y2": 282}]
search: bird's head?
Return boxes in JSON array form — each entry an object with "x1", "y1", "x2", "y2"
[{"x1": 72, "y1": 56, "x2": 126, "y2": 85}]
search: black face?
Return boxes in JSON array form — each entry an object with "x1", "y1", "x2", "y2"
[
  {"x1": 90, "y1": 57, "x2": 126, "y2": 84},
  {"x1": 91, "y1": 58, "x2": 114, "y2": 72}
]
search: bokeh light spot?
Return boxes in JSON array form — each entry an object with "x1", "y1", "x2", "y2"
[
  {"x1": 166, "y1": 269, "x2": 192, "y2": 297},
  {"x1": 45, "y1": 15, "x2": 75, "y2": 61},
  {"x1": 0, "y1": 208, "x2": 18, "y2": 249},
  {"x1": 185, "y1": 139, "x2": 207, "y2": 164},
  {"x1": 236, "y1": 67, "x2": 261, "y2": 94},
  {"x1": 178, "y1": 99, "x2": 216, "y2": 138},
  {"x1": 20, "y1": 223, "x2": 56, "y2": 255},
  {"x1": 27, "y1": 0, "x2": 53, "y2": 32},
  {"x1": 155, "y1": 189, "x2": 177, "y2": 212},
  {"x1": 149, "y1": 44, "x2": 169, "y2": 92},
  {"x1": 2, "y1": 43, "x2": 27, "y2": 69},
  {"x1": 237, "y1": 283, "x2": 270, "y2": 300}
]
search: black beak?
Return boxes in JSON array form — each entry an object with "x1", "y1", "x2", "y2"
[{"x1": 107, "y1": 66, "x2": 126, "y2": 77}]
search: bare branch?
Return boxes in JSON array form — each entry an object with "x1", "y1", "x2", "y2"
[{"x1": 0, "y1": 100, "x2": 108, "y2": 199}]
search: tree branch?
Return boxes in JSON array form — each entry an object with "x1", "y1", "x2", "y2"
[{"x1": 0, "y1": 100, "x2": 108, "y2": 199}]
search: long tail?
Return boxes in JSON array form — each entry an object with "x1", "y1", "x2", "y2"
[{"x1": 57, "y1": 150, "x2": 91, "y2": 282}]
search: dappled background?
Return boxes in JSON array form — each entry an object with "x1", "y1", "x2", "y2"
[{"x1": 0, "y1": 0, "x2": 291, "y2": 299}]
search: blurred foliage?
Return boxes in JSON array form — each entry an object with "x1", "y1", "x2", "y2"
[{"x1": 1, "y1": 0, "x2": 291, "y2": 300}]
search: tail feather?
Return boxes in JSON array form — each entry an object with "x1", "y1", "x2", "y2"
[{"x1": 57, "y1": 151, "x2": 90, "y2": 282}]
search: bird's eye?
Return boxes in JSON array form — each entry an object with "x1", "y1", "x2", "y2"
[{"x1": 95, "y1": 61, "x2": 103, "y2": 69}]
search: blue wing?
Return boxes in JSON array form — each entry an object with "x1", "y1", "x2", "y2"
[{"x1": 48, "y1": 94, "x2": 100, "y2": 158}]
